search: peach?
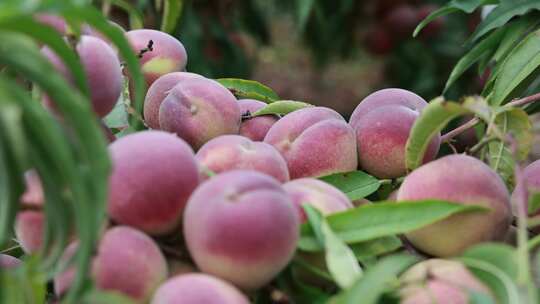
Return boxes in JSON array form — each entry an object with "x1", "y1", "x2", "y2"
[
  {"x1": 264, "y1": 107, "x2": 357, "y2": 179},
  {"x1": 143, "y1": 72, "x2": 203, "y2": 129},
  {"x1": 53, "y1": 242, "x2": 79, "y2": 297},
  {"x1": 353, "y1": 105, "x2": 440, "y2": 178},
  {"x1": 93, "y1": 226, "x2": 168, "y2": 303},
  {"x1": 35, "y1": 14, "x2": 67, "y2": 36},
  {"x1": 349, "y1": 88, "x2": 428, "y2": 128},
  {"x1": 511, "y1": 159, "x2": 540, "y2": 231},
  {"x1": 15, "y1": 211, "x2": 44, "y2": 254},
  {"x1": 397, "y1": 154, "x2": 511, "y2": 257},
  {"x1": 0, "y1": 254, "x2": 21, "y2": 269},
  {"x1": 238, "y1": 99, "x2": 278, "y2": 141},
  {"x1": 42, "y1": 35, "x2": 123, "y2": 117},
  {"x1": 108, "y1": 130, "x2": 199, "y2": 235},
  {"x1": 20, "y1": 170, "x2": 44, "y2": 207},
  {"x1": 125, "y1": 29, "x2": 188, "y2": 87},
  {"x1": 158, "y1": 78, "x2": 241, "y2": 150},
  {"x1": 184, "y1": 170, "x2": 299, "y2": 290},
  {"x1": 151, "y1": 273, "x2": 249, "y2": 304},
  {"x1": 283, "y1": 178, "x2": 352, "y2": 222},
  {"x1": 195, "y1": 135, "x2": 289, "y2": 182},
  {"x1": 400, "y1": 259, "x2": 492, "y2": 304}
]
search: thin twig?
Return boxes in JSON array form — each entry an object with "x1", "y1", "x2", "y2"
[{"x1": 441, "y1": 92, "x2": 540, "y2": 143}]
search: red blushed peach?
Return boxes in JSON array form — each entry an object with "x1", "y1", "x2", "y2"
[
  {"x1": 400, "y1": 259, "x2": 492, "y2": 304},
  {"x1": 42, "y1": 35, "x2": 123, "y2": 117},
  {"x1": 195, "y1": 135, "x2": 290, "y2": 183},
  {"x1": 93, "y1": 226, "x2": 168, "y2": 303},
  {"x1": 397, "y1": 155, "x2": 511, "y2": 257},
  {"x1": 184, "y1": 170, "x2": 299, "y2": 290},
  {"x1": 108, "y1": 130, "x2": 199, "y2": 235},
  {"x1": 354, "y1": 105, "x2": 440, "y2": 178},
  {"x1": 151, "y1": 273, "x2": 249, "y2": 304},
  {"x1": 125, "y1": 29, "x2": 188, "y2": 87},
  {"x1": 0, "y1": 254, "x2": 21, "y2": 269},
  {"x1": 15, "y1": 211, "x2": 44, "y2": 254},
  {"x1": 158, "y1": 78, "x2": 241, "y2": 150},
  {"x1": 264, "y1": 107, "x2": 357, "y2": 179},
  {"x1": 143, "y1": 72, "x2": 203, "y2": 129},
  {"x1": 349, "y1": 88, "x2": 428, "y2": 130},
  {"x1": 238, "y1": 99, "x2": 279, "y2": 141},
  {"x1": 283, "y1": 178, "x2": 352, "y2": 222},
  {"x1": 511, "y1": 159, "x2": 540, "y2": 232}
]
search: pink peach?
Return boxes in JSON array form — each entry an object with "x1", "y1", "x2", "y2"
[{"x1": 238, "y1": 99, "x2": 278, "y2": 141}]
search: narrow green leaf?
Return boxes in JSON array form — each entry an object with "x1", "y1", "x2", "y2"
[
  {"x1": 486, "y1": 108, "x2": 532, "y2": 186},
  {"x1": 319, "y1": 171, "x2": 381, "y2": 201},
  {"x1": 304, "y1": 206, "x2": 362, "y2": 289},
  {"x1": 493, "y1": 16, "x2": 539, "y2": 63},
  {"x1": 329, "y1": 254, "x2": 418, "y2": 304},
  {"x1": 462, "y1": 243, "x2": 518, "y2": 280},
  {"x1": 161, "y1": 0, "x2": 183, "y2": 33},
  {"x1": 490, "y1": 30, "x2": 540, "y2": 105},
  {"x1": 350, "y1": 236, "x2": 402, "y2": 259},
  {"x1": 528, "y1": 190, "x2": 540, "y2": 215},
  {"x1": 414, "y1": 6, "x2": 457, "y2": 37},
  {"x1": 444, "y1": 28, "x2": 506, "y2": 93},
  {"x1": 469, "y1": 0, "x2": 540, "y2": 43},
  {"x1": 104, "y1": 0, "x2": 144, "y2": 29},
  {"x1": 299, "y1": 200, "x2": 488, "y2": 250},
  {"x1": 405, "y1": 98, "x2": 469, "y2": 170},
  {"x1": 252, "y1": 100, "x2": 313, "y2": 117},
  {"x1": 297, "y1": 0, "x2": 315, "y2": 32},
  {"x1": 216, "y1": 78, "x2": 280, "y2": 103}
]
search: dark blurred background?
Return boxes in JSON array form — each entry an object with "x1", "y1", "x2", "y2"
[{"x1": 110, "y1": 0, "x2": 485, "y2": 118}]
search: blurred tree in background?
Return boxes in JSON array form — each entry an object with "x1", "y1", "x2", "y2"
[{"x1": 109, "y1": 0, "x2": 484, "y2": 115}]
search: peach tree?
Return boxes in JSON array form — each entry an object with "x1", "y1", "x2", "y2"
[{"x1": 0, "y1": 0, "x2": 539, "y2": 304}]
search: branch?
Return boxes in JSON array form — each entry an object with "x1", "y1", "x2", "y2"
[{"x1": 441, "y1": 92, "x2": 540, "y2": 143}]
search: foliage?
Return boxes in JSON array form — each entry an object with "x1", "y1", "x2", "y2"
[{"x1": 0, "y1": 1, "x2": 540, "y2": 304}]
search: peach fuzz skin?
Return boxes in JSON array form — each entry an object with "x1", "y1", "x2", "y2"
[
  {"x1": 158, "y1": 78, "x2": 241, "y2": 150},
  {"x1": 196, "y1": 135, "x2": 290, "y2": 183},
  {"x1": 397, "y1": 154, "x2": 511, "y2": 257},
  {"x1": 107, "y1": 130, "x2": 199, "y2": 235},
  {"x1": 183, "y1": 170, "x2": 299, "y2": 290},
  {"x1": 264, "y1": 106, "x2": 357, "y2": 179},
  {"x1": 238, "y1": 99, "x2": 279, "y2": 141}
]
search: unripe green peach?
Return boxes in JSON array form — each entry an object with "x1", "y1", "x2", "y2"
[
  {"x1": 238, "y1": 99, "x2": 278, "y2": 141},
  {"x1": 93, "y1": 226, "x2": 168, "y2": 303},
  {"x1": 159, "y1": 78, "x2": 241, "y2": 150},
  {"x1": 397, "y1": 154, "x2": 511, "y2": 257},
  {"x1": 125, "y1": 29, "x2": 188, "y2": 87},
  {"x1": 42, "y1": 35, "x2": 123, "y2": 117},
  {"x1": 108, "y1": 130, "x2": 199, "y2": 235},
  {"x1": 196, "y1": 135, "x2": 290, "y2": 183},
  {"x1": 264, "y1": 107, "x2": 357, "y2": 179},
  {"x1": 400, "y1": 259, "x2": 492, "y2": 304},
  {"x1": 151, "y1": 273, "x2": 249, "y2": 304},
  {"x1": 143, "y1": 72, "x2": 203, "y2": 129},
  {"x1": 184, "y1": 170, "x2": 299, "y2": 290},
  {"x1": 283, "y1": 178, "x2": 352, "y2": 222}
]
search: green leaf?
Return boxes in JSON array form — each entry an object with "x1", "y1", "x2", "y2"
[
  {"x1": 161, "y1": 0, "x2": 183, "y2": 33},
  {"x1": 350, "y1": 236, "x2": 402, "y2": 259},
  {"x1": 486, "y1": 108, "x2": 532, "y2": 186},
  {"x1": 251, "y1": 100, "x2": 313, "y2": 117},
  {"x1": 405, "y1": 98, "x2": 470, "y2": 171},
  {"x1": 459, "y1": 257, "x2": 520, "y2": 304},
  {"x1": 319, "y1": 171, "x2": 380, "y2": 201},
  {"x1": 304, "y1": 206, "x2": 362, "y2": 289},
  {"x1": 105, "y1": 0, "x2": 144, "y2": 29},
  {"x1": 298, "y1": 200, "x2": 489, "y2": 250},
  {"x1": 329, "y1": 254, "x2": 418, "y2": 304},
  {"x1": 490, "y1": 30, "x2": 540, "y2": 105},
  {"x1": 444, "y1": 28, "x2": 506, "y2": 93},
  {"x1": 528, "y1": 190, "x2": 540, "y2": 215},
  {"x1": 469, "y1": 0, "x2": 540, "y2": 43},
  {"x1": 103, "y1": 98, "x2": 128, "y2": 129},
  {"x1": 296, "y1": 0, "x2": 315, "y2": 32},
  {"x1": 413, "y1": 0, "x2": 495, "y2": 37},
  {"x1": 216, "y1": 78, "x2": 279, "y2": 103},
  {"x1": 493, "y1": 16, "x2": 539, "y2": 63},
  {"x1": 462, "y1": 243, "x2": 518, "y2": 280}
]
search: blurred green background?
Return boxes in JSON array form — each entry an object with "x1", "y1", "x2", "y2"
[{"x1": 112, "y1": 0, "x2": 484, "y2": 117}]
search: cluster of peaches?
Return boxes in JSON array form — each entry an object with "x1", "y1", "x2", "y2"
[{"x1": 2, "y1": 14, "x2": 539, "y2": 304}]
